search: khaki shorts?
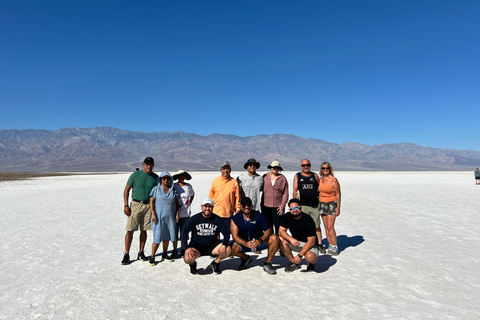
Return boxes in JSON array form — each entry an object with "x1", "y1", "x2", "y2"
[
  {"x1": 126, "y1": 201, "x2": 152, "y2": 231},
  {"x1": 302, "y1": 205, "x2": 321, "y2": 228}
]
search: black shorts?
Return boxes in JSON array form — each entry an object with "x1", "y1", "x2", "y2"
[{"x1": 189, "y1": 239, "x2": 223, "y2": 256}]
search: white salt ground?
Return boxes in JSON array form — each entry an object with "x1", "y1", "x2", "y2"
[{"x1": 0, "y1": 171, "x2": 479, "y2": 320}]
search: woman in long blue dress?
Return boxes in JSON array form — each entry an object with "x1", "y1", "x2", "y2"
[{"x1": 149, "y1": 171, "x2": 179, "y2": 265}]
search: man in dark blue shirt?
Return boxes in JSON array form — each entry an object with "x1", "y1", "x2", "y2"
[
  {"x1": 181, "y1": 198, "x2": 231, "y2": 274},
  {"x1": 279, "y1": 198, "x2": 319, "y2": 272},
  {"x1": 230, "y1": 197, "x2": 280, "y2": 275}
]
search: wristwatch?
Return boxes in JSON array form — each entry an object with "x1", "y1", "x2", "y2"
[{"x1": 297, "y1": 254, "x2": 304, "y2": 259}]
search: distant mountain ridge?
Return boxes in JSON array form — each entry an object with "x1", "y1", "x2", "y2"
[{"x1": 0, "y1": 127, "x2": 479, "y2": 172}]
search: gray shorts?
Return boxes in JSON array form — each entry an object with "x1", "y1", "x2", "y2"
[
  {"x1": 319, "y1": 201, "x2": 337, "y2": 216},
  {"x1": 302, "y1": 205, "x2": 321, "y2": 228},
  {"x1": 289, "y1": 241, "x2": 319, "y2": 257}
]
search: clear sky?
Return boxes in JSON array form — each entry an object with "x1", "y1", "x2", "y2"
[{"x1": 1, "y1": 1, "x2": 479, "y2": 151}]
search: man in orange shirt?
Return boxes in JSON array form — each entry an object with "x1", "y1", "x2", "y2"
[{"x1": 209, "y1": 161, "x2": 241, "y2": 232}]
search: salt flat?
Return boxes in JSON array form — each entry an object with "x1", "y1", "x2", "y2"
[{"x1": 1, "y1": 171, "x2": 479, "y2": 320}]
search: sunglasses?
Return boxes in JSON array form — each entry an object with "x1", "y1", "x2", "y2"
[
  {"x1": 272, "y1": 167, "x2": 281, "y2": 170},
  {"x1": 242, "y1": 203, "x2": 252, "y2": 207},
  {"x1": 301, "y1": 164, "x2": 311, "y2": 167},
  {"x1": 161, "y1": 176, "x2": 171, "y2": 180},
  {"x1": 289, "y1": 206, "x2": 301, "y2": 211},
  {"x1": 321, "y1": 167, "x2": 330, "y2": 171}
]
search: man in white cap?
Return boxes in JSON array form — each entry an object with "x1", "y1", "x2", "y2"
[
  {"x1": 237, "y1": 158, "x2": 263, "y2": 212},
  {"x1": 180, "y1": 198, "x2": 232, "y2": 274},
  {"x1": 208, "y1": 161, "x2": 240, "y2": 232}
]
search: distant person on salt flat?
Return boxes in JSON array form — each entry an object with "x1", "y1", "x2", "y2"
[
  {"x1": 173, "y1": 169, "x2": 195, "y2": 257},
  {"x1": 318, "y1": 162, "x2": 342, "y2": 256},
  {"x1": 230, "y1": 197, "x2": 279, "y2": 275},
  {"x1": 122, "y1": 157, "x2": 158, "y2": 265},
  {"x1": 149, "y1": 171, "x2": 180, "y2": 265},
  {"x1": 208, "y1": 161, "x2": 241, "y2": 232},
  {"x1": 279, "y1": 198, "x2": 319, "y2": 272},
  {"x1": 261, "y1": 161, "x2": 289, "y2": 235},
  {"x1": 237, "y1": 158, "x2": 263, "y2": 212},
  {"x1": 293, "y1": 158, "x2": 325, "y2": 254},
  {"x1": 181, "y1": 198, "x2": 231, "y2": 275},
  {"x1": 475, "y1": 168, "x2": 480, "y2": 185}
]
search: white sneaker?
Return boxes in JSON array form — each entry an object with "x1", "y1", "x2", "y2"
[{"x1": 331, "y1": 245, "x2": 339, "y2": 256}]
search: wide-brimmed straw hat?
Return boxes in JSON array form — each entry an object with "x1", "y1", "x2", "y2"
[
  {"x1": 172, "y1": 169, "x2": 192, "y2": 180},
  {"x1": 243, "y1": 158, "x2": 260, "y2": 169},
  {"x1": 267, "y1": 160, "x2": 283, "y2": 171}
]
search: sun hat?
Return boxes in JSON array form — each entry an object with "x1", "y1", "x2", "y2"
[
  {"x1": 172, "y1": 169, "x2": 192, "y2": 180},
  {"x1": 201, "y1": 198, "x2": 214, "y2": 206},
  {"x1": 243, "y1": 158, "x2": 260, "y2": 169},
  {"x1": 267, "y1": 160, "x2": 283, "y2": 171}
]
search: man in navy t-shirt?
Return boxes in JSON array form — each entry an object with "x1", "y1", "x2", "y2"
[
  {"x1": 181, "y1": 198, "x2": 231, "y2": 275},
  {"x1": 279, "y1": 198, "x2": 319, "y2": 272},
  {"x1": 231, "y1": 197, "x2": 280, "y2": 275}
]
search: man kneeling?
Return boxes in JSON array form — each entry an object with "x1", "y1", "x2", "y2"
[
  {"x1": 231, "y1": 197, "x2": 280, "y2": 275},
  {"x1": 279, "y1": 198, "x2": 319, "y2": 272},
  {"x1": 181, "y1": 198, "x2": 231, "y2": 274}
]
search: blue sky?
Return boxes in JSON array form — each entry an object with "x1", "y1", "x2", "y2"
[{"x1": 1, "y1": 0, "x2": 479, "y2": 151}]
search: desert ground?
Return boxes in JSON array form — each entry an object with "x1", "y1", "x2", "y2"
[{"x1": 0, "y1": 171, "x2": 478, "y2": 319}]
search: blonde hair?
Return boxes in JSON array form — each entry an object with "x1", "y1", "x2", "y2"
[{"x1": 319, "y1": 162, "x2": 334, "y2": 177}]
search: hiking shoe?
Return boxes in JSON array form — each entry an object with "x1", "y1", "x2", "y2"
[
  {"x1": 331, "y1": 245, "x2": 339, "y2": 256},
  {"x1": 238, "y1": 256, "x2": 252, "y2": 270},
  {"x1": 317, "y1": 244, "x2": 326, "y2": 254},
  {"x1": 210, "y1": 260, "x2": 222, "y2": 274},
  {"x1": 285, "y1": 262, "x2": 301, "y2": 273},
  {"x1": 306, "y1": 263, "x2": 316, "y2": 272},
  {"x1": 170, "y1": 250, "x2": 179, "y2": 259},
  {"x1": 190, "y1": 261, "x2": 198, "y2": 275},
  {"x1": 121, "y1": 253, "x2": 130, "y2": 265},
  {"x1": 137, "y1": 251, "x2": 148, "y2": 261},
  {"x1": 149, "y1": 256, "x2": 156, "y2": 266},
  {"x1": 263, "y1": 262, "x2": 277, "y2": 275}
]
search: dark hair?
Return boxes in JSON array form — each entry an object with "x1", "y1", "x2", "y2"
[{"x1": 288, "y1": 198, "x2": 301, "y2": 207}]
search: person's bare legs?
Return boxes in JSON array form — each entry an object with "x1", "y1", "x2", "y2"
[
  {"x1": 125, "y1": 231, "x2": 134, "y2": 254},
  {"x1": 139, "y1": 230, "x2": 147, "y2": 252},
  {"x1": 322, "y1": 214, "x2": 337, "y2": 246}
]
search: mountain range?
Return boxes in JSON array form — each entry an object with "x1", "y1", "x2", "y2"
[{"x1": 1, "y1": 127, "x2": 479, "y2": 172}]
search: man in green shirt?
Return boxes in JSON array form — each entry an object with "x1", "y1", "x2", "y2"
[{"x1": 122, "y1": 157, "x2": 158, "y2": 265}]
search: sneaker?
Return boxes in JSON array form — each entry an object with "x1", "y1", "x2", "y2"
[
  {"x1": 209, "y1": 260, "x2": 222, "y2": 274},
  {"x1": 285, "y1": 262, "x2": 301, "y2": 273},
  {"x1": 180, "y1": 249, "x2": 185, "y2": 257},
  {"x1": 149, "y1": 256, "x2": 156, "y2": 266},
  {"x1": 137, "y1": 251, "x2": 148, "y2": 261},
  {"x1": 331, "y1": 245, "x2": 339, "y2": 256},
  {"x1": 326, "y1": 246, "x2": 333, "y2": 255},
  {"x1": 306, "y1": 263, "x2": 315, "y2": 272},
  {"x1": 170, "y1": 250, "x2": 179, "y2": 259},
  {"x1": 189, "y1": 261, "x2": 198, "y2": 275},
  {"x1": 162, "y1": 253, "x2": 172, "y2": 261},
  {"x1": 263, "y1": 262, "x2": 277, "y2": 275},
  {"x1": 121, "y1": 253, "x2": 130, "y2": 265},
  {"x1": 238, "y1": 256, "x2": 252, "y2": 270},
  {"x1": 317, "y1": 244, "x2": 326, "y2": 254}
]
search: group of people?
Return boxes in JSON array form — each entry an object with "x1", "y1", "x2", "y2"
[{"x1": 121, "y1": 157, "x2": 342, "y2": 275}]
